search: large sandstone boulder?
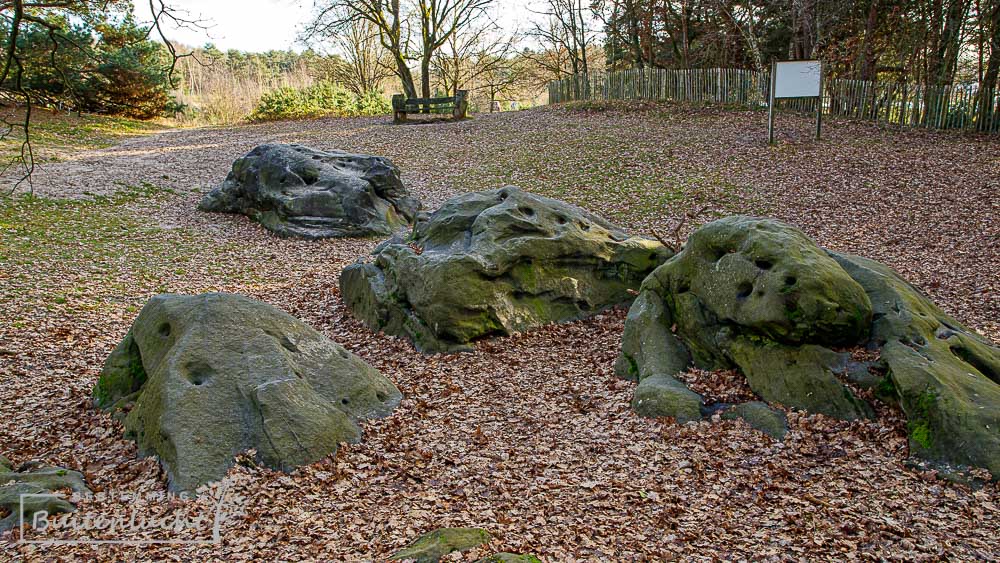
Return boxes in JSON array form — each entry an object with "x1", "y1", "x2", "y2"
[
  {"x1": 199, "y1": 143, "x2": 420, "y2": 239},
  {"x1": 618, "y1": 216, "x2": 1000, "y2": 479},
  {"x1": 341, "y1": 186, "x2": 674, "y2": 353},
  {"x1": 94, "y1": 293, "x2": 401, "y2": 492}
]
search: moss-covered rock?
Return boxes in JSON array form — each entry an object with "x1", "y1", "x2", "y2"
[
  {"x1": 390, "y1": 527, "x2": 490, "y2": 562},
  {"x1": 342, "y1": 186, "x2": 673, "y2": 353},
  {"x1": 631, "y1": 374, "x2": 703, "y2": 422},
  {"x1": 0, "y1": 459, "x2": 89, "y2": 531},
  {"x1": 619, "y1": 216, "x2": 1000, "y2": 479},
  {"x1": 199, "y1": 143, "x2": 420, "y2": 239},
  {"x1": 659, "y1": 215, "x2": 872, "y2": 349},
  {"x1": 0, "y1": 461, "x2": 90, "y2": 495},
  {"x1": 94, "y1": 293, "x2": 402, "y2": 492},
  {"x1": 832, "y1": 253, "x2": 1000, "y2": 479},
  {"x1": 618, "y1": 216, "x2": 873, "y2": 420},
  {"x1": 722, "y1": 401, "x2": 789, "y2": 440},
  {"x1": 727, "y1": 339, "x2": 873, "y2": 420}
]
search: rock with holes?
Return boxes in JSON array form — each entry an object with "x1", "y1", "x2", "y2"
[
  {"x1": 94, "y1": 293, "x2": 401, "y2": 492},
  {"x1": 199, "y1": 143, "x2": 420, "y2": 239},
  {"x1": 617, "y1": 216, "x2": 1000, "y2": 480},
  {"x1": 340, "y1": 186, "x2": 674, "y2": 353}
]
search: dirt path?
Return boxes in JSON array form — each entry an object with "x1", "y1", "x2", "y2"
[{"x1": 2, "y1": 106, "x2": 998, "y2": 560}]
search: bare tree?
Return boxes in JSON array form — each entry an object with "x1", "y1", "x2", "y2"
[
  {"x1": 304, "y1": 1, "x2": 419, "y2": 98},
  {"x1": 305, "y1": 0, "x2": 493, "y2": 100},
  {"x1": 415, "y1": 0, "x2": 494, "y2": 98},
  {"x1": 528, "y1": 0, "x2": 594, "y2": 77},
  {"x1": 522, "y1": 19, "x2": 576, "y2": 82},
  {"x1": 330, "y1": 19, "x2": 396, "y2": 95},
  {"x1": 477, "y1": 51, "x2": 530, "y2": 110},
  {"x1": 1, "y1": 0, "x2": 204, "y2": 193},
  {"x1": 431, "y1": 17, "x2": 518, "y2": 96}
]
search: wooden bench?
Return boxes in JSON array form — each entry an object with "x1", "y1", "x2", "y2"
[{"x1": 392, "y1": 90, "x2": 468, "y2": 122}]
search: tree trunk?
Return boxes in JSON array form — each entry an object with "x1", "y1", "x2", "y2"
[
  {"x1": 979, "y1": 0, "x2": 1000, "y2": 129},
  {"x1": 421, "y1": 56, "x2": 432, "y2": 98},
  {"x1": 628, "y1": 0, "x2": 643, "y2": 68},
  {"x1": 790, "y1": 0, "x2": 816, "y2": 59},
  {"x1": 395, "y1": 54, "x2": 417, "y2": 99},
  {"x1": 578, "y1": 0, "x2": 589, "y2": 74},
  {"x1": 858, "y1": 0, "x2": 879, "y2": 81},
  {"x1": 421, "y1": 55, "x2": 432, "y2": 113}
]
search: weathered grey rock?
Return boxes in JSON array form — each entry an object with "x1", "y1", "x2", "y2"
[
  {"x1": 0, "y1": 460, "x2": 89, "y2": 495},
  {"x1": 390, "y1": 527, "x2": 490, "y2": 562},
  {"x1": 94, "y1": 293, "x2": 401, "y2": 493},
  {"x1": 619, "y1": 216, "x2": 873, "y2": 420},
  {"x1": 722, "y1": 401, "x2": 789, "y2": 440},
  {"x1": 199, "y1": 143, "x2": 420, "y2": 239},
  {"x1": 619, "y1": 216, "x2": 1000, "y2": 479},
  {"x1": 0, "y1": 458, "x2": 89, "y2": 531},
  {"x1": 632, "y1": 374, "x2": 702, "y2": 423},
  {"x1": 342, "y1": 186, "x2": 673, "y2": 353},
  {"x1": 832, "y1": 253, "x2": 1000, "y2": 480}
]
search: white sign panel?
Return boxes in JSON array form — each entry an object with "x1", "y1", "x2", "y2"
[{"x1": 773, "y1": 60, "x2": 821, "y2": 98}]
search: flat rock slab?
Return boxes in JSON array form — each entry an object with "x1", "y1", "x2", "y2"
[
  {"x1": 199, "y1": 143, "x2": 420, "y2": 239},
  {"x1": 341, "y1": 186, "x2": 673, "y2": 353},
  {"x1": 94, "y1": 293, "x2": 402, "y2": 493}
]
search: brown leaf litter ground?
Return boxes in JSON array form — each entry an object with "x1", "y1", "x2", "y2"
[{"x1": 1, "y1": 102, "x2": 998, "y2": 560}]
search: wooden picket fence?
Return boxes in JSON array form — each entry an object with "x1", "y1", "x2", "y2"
[{"x1": 547, "y1": 67, "x2": 1000, "y2": 133}]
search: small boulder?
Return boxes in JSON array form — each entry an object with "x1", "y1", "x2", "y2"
[
  {"x1": 94, "y1": 293, "x2": 402, "y2": 492},
  {"x1": 199, "y1": 143, "x2": 420, "y2": 239},
  {"x1": 390, "y1": 527, "x2": 490, "y2": 562},
  {"x1": 631, "y1": 374, "x2": 702, "y2": 422},
  {"x1": 722, "y1": 401, "x2": 789, "y2": 440},
  {"x1": 341, "y1": 186, "x2": 673, "y2": 352}
]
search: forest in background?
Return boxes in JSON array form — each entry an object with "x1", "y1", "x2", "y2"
[
  {"x1": 591, "y1": 0, "x2": 1000, "y2": 88},
  {"x1": 2, "y1": 1, "x2": 999, "y2": 127}
]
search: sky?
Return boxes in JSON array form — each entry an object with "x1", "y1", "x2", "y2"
[{"x1": 133, "y1": 0, "x2": 534, "y2": 53}]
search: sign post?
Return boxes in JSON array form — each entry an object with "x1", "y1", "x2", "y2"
[
  {"x1": 767, "y1": 60, "x2": 823, "y2": 144},
  {"x1": 768, "y1": 61, "x2": 777, "y2": 145}
]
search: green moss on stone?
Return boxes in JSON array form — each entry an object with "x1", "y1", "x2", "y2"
[
  {"x1": 907, "y1": 390, "x2": 937, "y2": 450},
  {"x1": 390, "y1": 527, "x2": 490, "y2": 563},
  {"x1": 93, "y1": 333, "x2": 147, "y2": 410}
]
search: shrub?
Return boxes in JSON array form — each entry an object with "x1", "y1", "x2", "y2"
[
  {"x1": 250, "y1": 82, "x2": 391, "y2": 121},
  {"x1": 4, "y1": 14, "x2": 174, "y2": 119},
  {"x1": 355, "y1": 90, "x2": 393, "y2": 116}
]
